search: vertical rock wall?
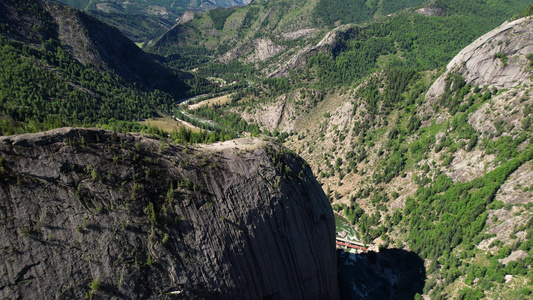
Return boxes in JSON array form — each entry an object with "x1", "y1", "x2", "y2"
[{"x1": 0, "y1": 128, "x2": 338, "y2": 299}]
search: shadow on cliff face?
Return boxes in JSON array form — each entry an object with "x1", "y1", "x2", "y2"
[{"x1": 337, "y1": 248, "x2": 425, "y2": 300}]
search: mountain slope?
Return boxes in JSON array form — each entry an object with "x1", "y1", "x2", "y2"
[
  {"x1": 0, "y1": 0, "x2": 191, "y2": 134},
  {"x1": 147, "y1": 0, "x2": 437, "y2": 73},
  {"x1": 149, "y1": 0, "x2": 322, "y2": 62},
  {"x1": 48, "y1": 0, "x2": 252, "y2": 42},
  {"x1": 44, "y1": 2, "x2": 188, "y2": 95},
  {"x1": 148, "y1": 0, "x2": 531, "y2": 88},
  {"x1": 0, "y1": 128, "x2": 338, "y2": 299},
  {"x1": 288, "y1": 15, "x2": 533, "y2": 299},
  {"x1": 0, "y1": 0, "x2": 188, "y2": 94}
]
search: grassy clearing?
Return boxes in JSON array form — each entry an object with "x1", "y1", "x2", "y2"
[
  {"x1": 188, "y1": 94, "x2": 233, "y2": 110},
  {"x1": 420, "y1": 121, "x2": 448, "y2": 136},
  {"x1": 139, "y1": 115, "x2": 202, "y2": 133},
  {"x1": 139, "y1": 116, "x2": 179, "y2": 133}
]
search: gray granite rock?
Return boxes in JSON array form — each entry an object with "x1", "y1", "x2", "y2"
[{"x1": 0, "y1": 128, "x2": 338, "y2": 299}]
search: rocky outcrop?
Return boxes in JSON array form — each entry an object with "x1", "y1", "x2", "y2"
[
  {"x1": 421, "y1": 16, "x2": 533, "y2": 138},
  {"x1": 415, "y1": 6, "x2": 446, "y2": 17},
  {"x1": 248, "y1": 38, "x2": 286, "y2": 62},
  {"x1": 426, "y1": 17, "x2": 533, "y2": 102},
  {"x1": 477, "y1": 161, "x2": 533, "y2": 252},
  {"x1": 446, "y1": 149, "x2": 497, "y2": 183},
  {"x1": 0, "y1": 128, "x2": 338, "y2": 299},
  {"x1": 282, "y1": 29, "x2": 319, "y2": 41},
  {"x1": 219, "y1": 38, "x2": 285, "y2": 63},
  {"x1": 268, "y1": 24, "x2": 352, "y2": 78},
  {"x1": 238, "y1": 95, "x2": 298, "y2": 132},
  {"x1": 420, "y1": 15, "x2": 533, "y2": 261},
  {"x1": 178, "y1": 11, "x2": 195, "y2": 24},
  {"x1": 468, "y1": 87, "x2": 531, "y2": 136}
]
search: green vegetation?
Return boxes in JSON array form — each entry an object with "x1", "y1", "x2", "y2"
[
  {"x1": 306, "y1": 13, "x2": 518, "y2": 88},
  {"x1": 312, "y1": 0, "x2": 529, "y2": 28},
  {"x1": 241, "y1": 6, "x2": 260, "y2": 31},
  {"x1": 436, "y1": 0, "x2": 531, "y2": 21},
  {"x1": 197, "y1": 61, "x2": 257, "y2": 82},
  {"x1": 312, "y1": 0, "x2": 426, "y2": 27},
  {"x1": 527, "y1": 53, "x2": 533, "y2": 67},
  {"x1": 179, "y1": 104, "x2": 262, "y2": 137},
  {"x1": 405, "y1": 148, "x2": 533, "y2": 261},
  {"x1": 50, "y1": 0, "x2": 239, "y2": 42},
  {"x1": 154, "y1": 46, "x2": 213, "y2": 71},
  {"x1": 88, "y1": 277, "x2": 100, "y2": 297},
  {"x1": 312, "y1": 0, "x2": 375, "y2": 27},
  {"x1": 209, "y1": 9, "x2": 235, "y2": 30},
  {"x1": 403, "y1": 150, "x2": 533, "y2": 298},
  {"x1": 90, "y1": 278, "x2": 100, "y2": 292},
  {"x1": 382, "y1": 0, "x2": 426, "y2": 15},
  {"x1": 495, "y1": 52, "x2": 509, "y2": 67},
  {"x1": 512, "y1": 4, "x2": 533, "y2": 20},
  {"x1": 170, "y1": 122, "x2": 236, "y2": 144},
  {"x1": 0, "y1": 37, "x2": 177, "y2": 134}
]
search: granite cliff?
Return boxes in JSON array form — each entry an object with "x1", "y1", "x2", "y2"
[
  {"x1": 426, "y1": 16, "x2": 533, "y2": 103},
  {"x1": 0, "y1": 128, "x2": 338, "y2": 299}
]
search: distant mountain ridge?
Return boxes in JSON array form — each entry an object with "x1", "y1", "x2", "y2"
[
  {"x1": 47, "y1": 0, "x2": 252, "y2": 42},
  {"x1": 50, "y1": 0, "x2": 252, "y2": 16},
  {"x1": 148, "y1": 0, "x2": 532, "y2": 77}
]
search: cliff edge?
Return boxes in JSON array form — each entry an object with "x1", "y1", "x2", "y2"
[{"x1": 0, "y1": 128, "x2": 338, "y2": 299}]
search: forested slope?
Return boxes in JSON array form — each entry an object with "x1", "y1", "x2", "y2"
[
  {"x1": 146, "y1": 0, "x2": 438, "y2": 75},
  {"x1": 0, "y1": 0, "x2": 189, "y2": 134},
  {"x1": 148, "y1": 0, "x2": 531, "y2": 92}
]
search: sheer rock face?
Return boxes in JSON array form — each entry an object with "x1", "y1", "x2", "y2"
[
  {"x1": 426, "y1": 17, "x2": 533, "y2": 102},
  {"x1": 0, "y1": 128, "x2": 338, "y2": 300}
]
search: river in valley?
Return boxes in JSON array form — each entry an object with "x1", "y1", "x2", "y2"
[{"x1": 335, "y1": 214, "x2": 360, "y2": 242}]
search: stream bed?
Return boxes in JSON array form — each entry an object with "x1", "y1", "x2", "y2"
[{"x1": 335, "y1": 214, "x2": 360, "y2": 242}]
